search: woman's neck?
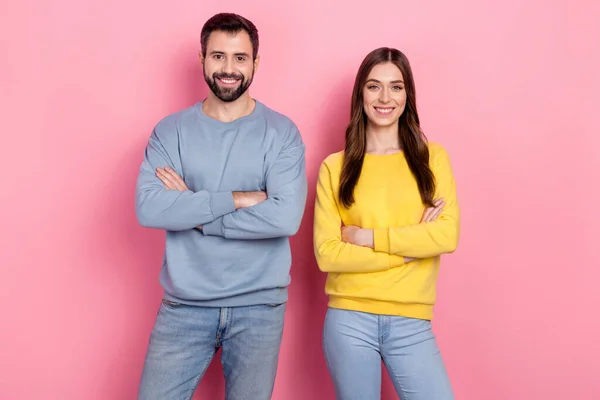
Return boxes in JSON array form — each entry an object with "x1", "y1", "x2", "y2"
[{"x1": 365, "y1": 122, "x2": 401, "y2": 154}]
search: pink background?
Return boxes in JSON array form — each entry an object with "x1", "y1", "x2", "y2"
[{"x1": 2, "y1": 0, "x2": 599, "y2": 399}]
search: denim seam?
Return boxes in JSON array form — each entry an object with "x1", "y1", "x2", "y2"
[
  {"x1": 382, "y1": 316, "x2": 391, "y2": 343},
  {"x1": 323, "y1": 336, "x2": 332, "y2": 373},
  {"x1": 216, "y1": 308, "x2": 230, "y2": 346},
  {"x1": 322, "y1": 313, "x2": 334, "y2": 384},
  {"x1": 322, "y1": 330, "x2": 338, "y2": 399},
  {"x1": 382, "y1": 353, "x2": 408, "y2": 400},
  {"x1": 184, "y1": 353, "x2": 214, "y2": 400}
]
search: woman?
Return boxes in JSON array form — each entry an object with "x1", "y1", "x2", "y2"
[{"x1": 313, "y1": 47, "x2": 460, "y2": 400}]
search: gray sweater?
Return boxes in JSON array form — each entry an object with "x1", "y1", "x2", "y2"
[{"x1": 135, "y1": 100, "x2": 307, "y2": 307}]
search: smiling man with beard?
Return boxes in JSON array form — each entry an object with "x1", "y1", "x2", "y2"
[{"x1": 135, "y1": 13, "x2": 307, "y2": 400}]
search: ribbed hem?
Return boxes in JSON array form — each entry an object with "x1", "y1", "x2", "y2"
[
  {"x1": 373, "y1": 228, "x2": 390, "y2": 253},
  {"x1": 328, "y1": 296, "x2": 433, "y2": 320},
  {"x1": 163, "y1": 287, "x2": 288, "y2": 308}
]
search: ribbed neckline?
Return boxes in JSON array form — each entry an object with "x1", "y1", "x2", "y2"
[{"x1": 194, "y1": 98, "x2": 264, "y2": 127}]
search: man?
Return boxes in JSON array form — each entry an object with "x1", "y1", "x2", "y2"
[{"x1": 135, "y1": 13, "x2": 307, "y2": 400}]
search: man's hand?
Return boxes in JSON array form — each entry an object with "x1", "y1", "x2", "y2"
[
  {"x1": 156, "y1": 166, "x2": 203, "y2": 229},
  {"x1": 155, "y1": 166, "x2": 267, "y2": 229},
  {"x1": 341, "y1": 225, "x2": 374, "y2": 248},
  {"x1": 232, "y1": 191, "x2": 267, "y2": 209},
  {"x1": 421, "y1": 198, "x2": 445, "y2": 223},
  {"x1": 156, "y1": 166, "x2": 189, "y2": 191}
]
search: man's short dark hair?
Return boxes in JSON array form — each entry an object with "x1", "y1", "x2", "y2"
[{"x1": 201, "y1": 13, "x2": 259, "y2": 60}]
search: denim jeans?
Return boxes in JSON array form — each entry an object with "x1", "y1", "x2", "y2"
[
  {"x1": 323, "y1": 308, "x2": 454, "y2": 400},
  {"x1": 138, "y1": 299, "x2": 286, "y2": 400}
]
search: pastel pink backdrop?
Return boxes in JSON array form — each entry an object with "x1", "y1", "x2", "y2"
[{"x1": 2, "y1": 0, "x2": 599, "y2": 399}]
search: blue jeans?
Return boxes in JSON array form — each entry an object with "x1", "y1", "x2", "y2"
[
  {"x1": 138, "y1": 299, "x2": 286, "y2": 400},
  {"x1": 323, "y1": 308, "x2": 454, "y2": 400}
]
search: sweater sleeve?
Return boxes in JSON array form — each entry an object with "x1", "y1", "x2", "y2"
[
  {"x1": 313, "y1": 160, "x2": 406, "y2": 273},
  {"x1": 201, "y1": 125, "x2": 307, "y2": 239},
  {"x1": 373, "y1": 145, "x2": 460, "y2": 258},
  {"x1": 135, "y1": 123, "x2": 235, "y2": 231}
]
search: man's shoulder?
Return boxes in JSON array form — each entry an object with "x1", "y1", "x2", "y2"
[
  {"x1": 153, "y1": 104, "x2": 199, "y2": 136},
  {"x1": 259, "y1": 101, "x2": 299, "y2": 132}
]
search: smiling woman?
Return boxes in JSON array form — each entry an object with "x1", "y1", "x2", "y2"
[
  {"x1": 313, "y1": 47, "x2": 459, "y2": 400},
  {"x1": 340, "y1": 48, "x2": 436, "y2": 210},
  {"x1": 363, "y1": 65, "x2": 407, "y2": 121}
]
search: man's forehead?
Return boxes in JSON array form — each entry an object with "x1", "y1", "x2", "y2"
[{"x1": 206, "y1": 30, "x2": 252, "y2": 52}]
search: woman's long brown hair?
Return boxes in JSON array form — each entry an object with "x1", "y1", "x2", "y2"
[{"x1": 339, "y1": 47, "x2": 435, "y2": 208}]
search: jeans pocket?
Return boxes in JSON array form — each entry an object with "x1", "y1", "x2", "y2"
[
  {"x1": 251, "y1": 303, "x2": 287, "y2": 316},
  {"x1": 161, "y1": 298, "x2": 183, "y2": 310},
  {"x1": 265, "y1": 303, "x2": 284, "y2": 307}
]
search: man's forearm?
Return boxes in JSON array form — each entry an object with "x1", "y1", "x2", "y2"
[
  {"x1": 136, "y1": 187, "x2": 235, "y2": 231},
  {"x1": 196, "y1": 190, "x2": 267, "y2": 230},
  {"x1": 202, "y1": 188, "x2": 307, "y2": 239},
  {"x1": 202, "y1": 124, "x2": 307, "y2": 239}
]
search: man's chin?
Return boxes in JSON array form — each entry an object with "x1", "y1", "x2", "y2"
[{"x1": 214, "y1": 92, "x2": 242, "y2": 102}]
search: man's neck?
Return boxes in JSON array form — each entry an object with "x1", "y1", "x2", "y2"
[{"x1": 202, "y1": 93, "x2": 256, "y2": 123}]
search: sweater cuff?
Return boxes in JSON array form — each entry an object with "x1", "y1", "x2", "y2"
[
  {"x1": 202, "y1": 216, "x2": 224, "y2": 237},
  {"x1": 209, "y1": 191, "x2": 235, "y2": 219},
  {"x1": 373, "y1": 228, "x2": 390, "y2": 254}
]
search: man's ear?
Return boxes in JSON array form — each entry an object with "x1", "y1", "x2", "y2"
[
  {"x1": 253, "y1": 54, "x2": 260, "y2": 73},
  {"x1": 198, "y1": 51, "x2": 205, "y2": 68}
]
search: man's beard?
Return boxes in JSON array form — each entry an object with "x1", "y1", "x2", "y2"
[{"x1": 204, "y1": 70, "x2": 254, "y2": 102}]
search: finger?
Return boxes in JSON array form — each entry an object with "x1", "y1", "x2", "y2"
[
  {"x1": 422, "y1": 210, "x2": 434, "y2": 223},
  {"x1": 421, "y1": 207, "x2": 434, "y2": 223},
  {"x1": 157, "y1": 173, "x2": 175, "y2": 190},
  {"x1": 155, "y1": 168, "x2": 169, "y2": 184},
  {"x1": 156, "y1": 168, "x2": 176, "y2": 189},
  {"x1": 430, "y1": 204, "x2": 445, "y2": 221},
  {"x1": 340, "y1": 229, "x2": 348, "y2": 242},
  {"x1": 423, "y1": 203, "x2": 443, "y2": 222},
  {"x1": 164, "y1": 167, "x2": 187, "y2": 191}
]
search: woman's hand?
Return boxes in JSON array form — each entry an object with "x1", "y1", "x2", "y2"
[
  {"x1": 421, "y1": 198, "x2": 445, "y2": 223},
  {"x1": 341, "y1": 225, "x2": 374, "y2": 248},
  {"x1": 339, "y1": 199, "x2": 445, "y2": 259}
]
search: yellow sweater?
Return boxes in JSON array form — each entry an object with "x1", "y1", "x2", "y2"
[{"x1": 313, "y1": 142, "x2": 460, "y2": 320}]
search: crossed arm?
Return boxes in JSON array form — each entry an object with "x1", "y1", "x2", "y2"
[
  {"x1": 154, "y1": 166, "x2": 268, "y2": 230},
  {"x1": 135, "y1": 129, "x2": 236, "y2": 231},
  {"x1": 135, "y1": 125, "x2": 307, "y2": 239},
  {"x1": 313, "y1": 147, "x2": 459, "y2": 273},
  {"x1": 340, "y1": 198, "x2": 446, "y2": 263}
]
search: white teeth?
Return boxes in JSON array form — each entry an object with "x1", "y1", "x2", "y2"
[
  {"x1": 375, "y1": 107, "x2": 393, "y2": 114},
  {"x1": 220, "y1": 78, "x2": 237, "y2": 83}
]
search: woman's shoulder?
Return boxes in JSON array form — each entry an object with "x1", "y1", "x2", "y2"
[
  {"x1": 320, "y1": 150, "x2": 345, "y2": 169},
  {"x1": 427, "y1": 141, "x2": 448, "y2": 155},
  {"x1": 427, "y1": 141, "x2": 455, "y2": 173},
  {"x1": 427, "y1": 141, "x2": 453, "y2": 162}
]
